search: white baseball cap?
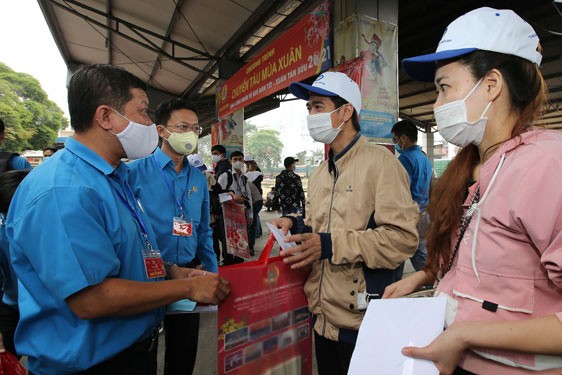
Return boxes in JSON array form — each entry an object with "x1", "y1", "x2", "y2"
[
  {"x1": 402, "y1": 7, "x2": 542, "y2": 82},
  {"x1": 244, "y1": 154, "x2": 254, "y2": 162},
  {"x1": 187, "y1": 154, "x2": 207, "y2": 171},
  {"x1": 289, "y1": 72, "x2": 362, "y2": 114}
]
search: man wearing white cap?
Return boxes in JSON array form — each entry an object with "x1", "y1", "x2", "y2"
[{"x1": 272, "y1": 72, "x2": 419, "y2": 374}]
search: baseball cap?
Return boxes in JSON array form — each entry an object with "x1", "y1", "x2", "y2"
[
  {"x1": 402, "y1": 7, "x2": 542, "y2": 82},
  {"x1": 187, "y1": 154, "x2": 207, "y2": 172},
  {"x1": 289, "y1": 72, "x2": 362, "y2": 114},
  {"x1": 244, "y1": 154, "x2": 254, "y2": 162},
  {"x1": 283, "y1": 157, "x2": 299, "y2": 168}
]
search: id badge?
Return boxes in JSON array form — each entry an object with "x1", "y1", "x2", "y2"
[
  {"x1": 173, "y1": 217, "x2": 192, "y2": 237},
  {"x1": 143, "y1": 249, "x2": 166, "y2": 279}
]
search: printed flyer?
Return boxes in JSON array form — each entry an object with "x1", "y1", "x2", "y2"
[
  {"x1": 222, "y1": 200, "x2": 251, "y2": 260},
  {"x1": 218, "y1": 236, "x2": 312, "y2": 374}
]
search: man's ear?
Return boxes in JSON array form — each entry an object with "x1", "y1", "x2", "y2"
[
  {"x1": 157, "y1": 125, "x2": 168, "y2": 139},
  {"x1": 342, "y1": 103, "x2": 355, "y2": 123},
  {"x1": 94, "y1": 106, "x2": 114, "y2": 131}
]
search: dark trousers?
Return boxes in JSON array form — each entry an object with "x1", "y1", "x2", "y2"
[
  {"x1": 0, "y1": 300, "x2": 19, "y2": 357},
  {"x1": 164, "y1": 313, "x2": 200, "y2": 375},
  {"x1": 314, "y1": 332, "x2": 355, "y2": 375},
  {"x1": 63, "y1": 333, "x2": 158, "y2": 375},
  {"x1": 211, "y1": 220, "x2": 222, "y2": 262},
  {"x1": 248, "y1": 200, "x2": 263, "y2": 251}
]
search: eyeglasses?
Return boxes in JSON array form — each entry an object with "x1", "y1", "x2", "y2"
[{"x1": 167, "y1": 123, "x2": 202, "y2": 134}]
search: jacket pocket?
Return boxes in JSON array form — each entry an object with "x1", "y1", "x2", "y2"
[{"x1": 452, "y1": 266, "x2": 534, "y2": 314}]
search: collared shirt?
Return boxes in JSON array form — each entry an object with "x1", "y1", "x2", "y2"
[
  {"x1": 0, "y1": 149, "x2": 32, "y2": 170},
  {"x1": 217, "y1": 168, "x2": 253, "y2": 219},
  {"x1": 129, "y1": 148, "x2": 217, "y2": 272},
  {"x1": 398, "y1": 145, "x2": 432, "y2": 210},
  {"x1": 6, "y1": 138, "x2": 164, "y2": 374}
]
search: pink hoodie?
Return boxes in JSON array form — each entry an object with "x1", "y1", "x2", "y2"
[{"x1": 437, "y1": 128, "x2": 562, "y2": 374}]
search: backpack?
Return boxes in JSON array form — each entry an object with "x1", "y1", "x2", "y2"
[{"x1": 0, "y1": 152, "x2": 18, "y2": 173}]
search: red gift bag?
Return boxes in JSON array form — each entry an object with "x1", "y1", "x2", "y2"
[
  {"x1": 218, "y1": 235, "x2": 312, "y2": 375},
  {"x1": 0, "y1": 352, "x2": 26, "y2": 375}
]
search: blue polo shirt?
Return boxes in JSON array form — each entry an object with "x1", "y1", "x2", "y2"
[
  {"x1": 8, "y1": 154, "x2": 31, "y2": 170},
  {"x1": 398, "y1": 145, "x2": 432, "y2": 210},
  {"x1": 129, "y1": 148, "x2": 217, "y2": 272},
  {"x1": 6, "y1": 138, "x2": 164, "y2": 374}
]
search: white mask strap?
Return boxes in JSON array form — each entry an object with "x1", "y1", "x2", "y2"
[{"x1": 463, "y1": 77, "x2": 484, "y2": 101}]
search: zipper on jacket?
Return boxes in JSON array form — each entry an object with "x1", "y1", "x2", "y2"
[{"x1": 321, "y1": 163, "x2": 338, "y2": 337}]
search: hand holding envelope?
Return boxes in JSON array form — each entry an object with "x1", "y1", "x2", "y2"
[{"x1": 348, "y1": 297, "x2": 447, "y2": 375}]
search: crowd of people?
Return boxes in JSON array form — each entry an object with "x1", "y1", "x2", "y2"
[{"x1": 0, "y1": 6, "x2": 560, "y2": 375}]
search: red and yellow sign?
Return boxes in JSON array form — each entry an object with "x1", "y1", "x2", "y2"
[{"x1": 217, "y1": 1, "x2": 331, "y2": 119}]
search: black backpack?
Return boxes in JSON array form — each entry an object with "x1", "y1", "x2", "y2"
[{"x1": 0, "y1": 152, "x2": 18, "y2": 173}]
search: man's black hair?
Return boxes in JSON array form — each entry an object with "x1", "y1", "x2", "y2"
[
  {"x1": 0, "y1": 170, "x2": 30, "y2": 214},
  {"x1": 211, "y1": 144, "x2": 227, "y2": 155},
  {"x1": 230, "y1": 150, "x2": 244, "y2": 159},
  {"x1": 329, "y1": 96, "x2": 360, "y2": 132},
  {"x1": 43, "y1": 147, "x2": 58, "y2": 153},
  {"x1": 68, "y1": 64, "x2": 147, "y2": 133},
  {"x1": 155, "y1": 98, "x2": 198, "y2": 126},
  {"x1": 0, "y1": 118, "x2": 4, "y2": 135},
  {"x1": 391, "y1": 120, "x2": 418, "y2": 142}
]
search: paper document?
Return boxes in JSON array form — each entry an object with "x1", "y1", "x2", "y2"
[
  {"x1": 348, "y1": 297, "x2": 447, "y2": 375},
  {"x1": 219, "y1": 193, "x2": 232, "y2": 203},
  {"x1": 266, "y1": 222, "x2": 297, "y2": 250}
]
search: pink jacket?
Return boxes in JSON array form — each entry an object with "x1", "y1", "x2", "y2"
[{"x1": 437, "y1": 128, "x2": 562, "y2": 374}]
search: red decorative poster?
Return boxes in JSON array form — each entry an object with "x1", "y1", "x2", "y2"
[
  {"x1": 217, "y1": 1, "x2": 331, "y2": 119},
  {"x1": 222, "y1": 201, "x2": 251, "y2": 260},
  {"x1": 218, "y1": 236, "x2": 312, "y2": 375}
]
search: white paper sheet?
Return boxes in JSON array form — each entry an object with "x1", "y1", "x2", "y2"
[
  {"x1": 348, "y1": 297, "x2": 447, "y2": 375},
  {"x1": 266, "y1": 222, "x2": 297, "y2": 250}
]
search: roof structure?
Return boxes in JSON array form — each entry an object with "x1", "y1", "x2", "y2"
[{"x1": 38, "y1": 0, "x2": 562, "y2": 133}]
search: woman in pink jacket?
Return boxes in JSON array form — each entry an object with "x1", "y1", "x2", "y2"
[{"x1": 384, "y1": 7, "x2": 562, "y2": 375}]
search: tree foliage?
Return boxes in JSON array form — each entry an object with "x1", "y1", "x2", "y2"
[
  {"x1": 0, "y1": 62, "x2": 68, "y2": 152},
  {"x1": 247, "y1": 129, "x2": 283, "y2": 172}
]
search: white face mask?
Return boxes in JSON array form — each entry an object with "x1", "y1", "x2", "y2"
[
  {"x1": 232, "y1": 161, "x2": 244, "y2": 171},
  {"x1": 434, "y1": 78, "x2": 493, "y2": 147},
  {"x1": 110, "y1": 109, "x2": 158, "y2": 159},
  {"x1": 307, "y1": 106, "x2": 345, "y2": 144},
  {"x1": 212, "y1": 154, "x2": 222, "y2": 164},
  {"x1": 164, "y1": 129, "x2": 198, "y2": 155}
]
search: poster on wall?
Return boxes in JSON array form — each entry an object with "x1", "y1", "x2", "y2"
[
  {"x1": 218, "y1": 236, "x2": 312, "y2": 375},
  {"x1": 212, "y1": 108, "x2": 244, "y2": 157},
  {"x1": 216, "y1": 1, "x2": 331, "y2": 119},
  {"x1": 335, "y1": 15, "x2": 398, "y2": 142}
]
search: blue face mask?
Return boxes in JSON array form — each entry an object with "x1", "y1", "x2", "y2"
[{"x1": 394, "y1": 142, "x2": 403, "y2": 154}]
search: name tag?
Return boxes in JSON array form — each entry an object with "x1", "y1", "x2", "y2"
[{"x1": 173, "y1": 217, "x2": 193, "y2": 236}]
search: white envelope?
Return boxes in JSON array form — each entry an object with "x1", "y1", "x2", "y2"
[
  {"x1": 348, "y1": 297, "x2": 447, "y2": 375},
  {"x1": 266, "y1": 222, "x2": 297, "y2": 251}
]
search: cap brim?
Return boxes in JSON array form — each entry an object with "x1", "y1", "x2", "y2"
[
  {"x1": 289, "y1": 82, "x2": 338, "y2": 101},
  {"x1": 402, "y1": 48, "x2": 477, "y2": 82}
]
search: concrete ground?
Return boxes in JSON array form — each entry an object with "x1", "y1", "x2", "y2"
[{"x1": 157, "y1": 208, "x2": 415, "y2": 375}]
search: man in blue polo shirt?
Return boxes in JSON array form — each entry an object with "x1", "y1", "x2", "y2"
[
  {"x1": 391, "y1": 119, "x2": 433, "y2": 271},
  {"x1": 6, "y1": 64, "x2": 230, "y2": 375},
  {"x1": 129, "y1": 98, "x2": 217, "y2": 375}
]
